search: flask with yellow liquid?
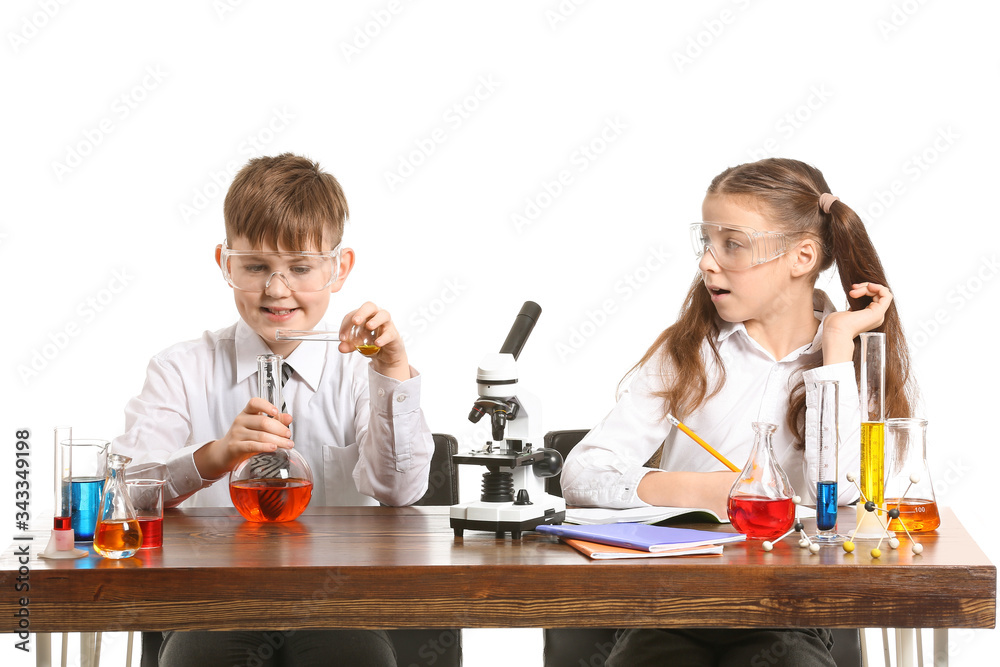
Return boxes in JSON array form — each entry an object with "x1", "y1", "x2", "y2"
[{"x1": 93, "y1": 453, "x2": 143, "y2": 559}]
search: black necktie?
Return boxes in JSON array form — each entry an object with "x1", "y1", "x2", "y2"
[{"x1": 279, "y1": 361, "x2": 293, "y2": 414}]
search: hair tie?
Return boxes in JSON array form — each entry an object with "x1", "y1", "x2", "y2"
[{"x1": 819, "y1": 193, "x2": 840, "y2": 214}]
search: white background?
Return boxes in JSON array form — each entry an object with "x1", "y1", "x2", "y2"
[{"x1": 2, "y1": 1, "x2": 998, "y2": 665}]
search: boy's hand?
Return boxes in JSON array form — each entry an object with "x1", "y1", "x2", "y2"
[
  {"x1": 822, "y1": 282, "x2": 894, "y2": 364},
  {"x1": 339, "y1": 302, "x2": 412, "y2": 381},
  {"x1": 193, "y1": 398, "x2": 294, "y2": 480}
]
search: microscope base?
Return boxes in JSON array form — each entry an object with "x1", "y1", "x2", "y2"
[{"x1": 450, "y1": 499, "x2": 566, "y2": 539}]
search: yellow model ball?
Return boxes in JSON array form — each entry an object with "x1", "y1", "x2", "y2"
[
  {"x1": 843, "y1": 541, "x2": 855, "y2": 553},
  {"x1": 871, "y1": 548, "x2": 882, "y2": 558}
]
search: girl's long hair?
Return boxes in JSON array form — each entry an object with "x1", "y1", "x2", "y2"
[{"x1": 633, "y1": 158, "x2": 916, "y2": 447}]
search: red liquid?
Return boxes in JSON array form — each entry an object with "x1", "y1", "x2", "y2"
[
  {"x1": 230, "y1": 478, "x2": 313, "y2": 522},
  {"x1": 53, "y1": 516, "x2": 72, "y2": 530},
  {"x1": 138, "y1": 517, "x2": 163, "y2": 548},
  {"x1": 727, "y1": 495, "x2": 795, "y2": 540}
]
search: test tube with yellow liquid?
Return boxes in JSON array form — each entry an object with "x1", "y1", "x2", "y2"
[{"x1": 857, "y1": 332, "x2": 886, "y2": 538}]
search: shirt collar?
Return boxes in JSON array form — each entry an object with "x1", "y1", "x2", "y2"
[
  {"x1": 716, "y1": 289, "x2": 837, "y2": 357},
  {"x1": 235, "y1": 320, "x2": 328, "y2": 391}
]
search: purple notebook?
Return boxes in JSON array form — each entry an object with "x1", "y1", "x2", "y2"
[{"x1": 536, "y1": 522, "x2": 746, "y2": 552}]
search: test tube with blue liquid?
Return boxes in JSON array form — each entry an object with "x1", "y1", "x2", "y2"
[{"x1": 814, "y1": 380, "x2": 842, "y2": 544}]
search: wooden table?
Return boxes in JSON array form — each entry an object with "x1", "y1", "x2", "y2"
[{"x1": 1, "y1": 507, "x2": 994, "y2": 640}]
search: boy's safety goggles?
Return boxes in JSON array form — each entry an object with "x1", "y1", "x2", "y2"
[
  {"x1": 689, "y1": 222, "x2": 788, "y2": 271},
  {"x1": 219, "y1": 243, "x2": 343, "y2": 292}
]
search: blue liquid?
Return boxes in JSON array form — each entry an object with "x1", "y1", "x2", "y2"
[
  {"x1": 816, "y1": 480, "x2": 838, "y2": 531},
  {"x1": 63, "y1": 477, "x2": 104, "y2": 541}
]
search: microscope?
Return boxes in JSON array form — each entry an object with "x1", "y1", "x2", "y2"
[{"x1": 450, "y1": 301, "x2": 566, "y2": 539}]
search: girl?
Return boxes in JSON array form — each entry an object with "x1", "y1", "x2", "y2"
[{"x1": 561, "y1": 158, "x2": 916, "y2": 667}]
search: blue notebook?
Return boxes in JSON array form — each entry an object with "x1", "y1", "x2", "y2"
[{"x1": 536, "y1": 522, "x2": 746, "y2": 552}]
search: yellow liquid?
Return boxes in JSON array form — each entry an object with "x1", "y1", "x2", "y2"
[
  {"x1": 356, "y1": 344, "x2": 380, "y2": 356},
  {"x1": 860, "y1": 422, "x2": 884, "y2": 506}
]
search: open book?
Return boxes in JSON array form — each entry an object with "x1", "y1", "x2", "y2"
[{"x1": 565, "y1": 505, "x2": 726, "y2": 526}]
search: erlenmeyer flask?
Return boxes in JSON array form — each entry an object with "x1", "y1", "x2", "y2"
[
  {"x1": 727, "y1": 422, "x2": 796, "y2": 540},
  {"x1": 884, "y1": 418, "x2": 940, "y2": 532},
  {"x1": 93, "y1": 453, "x2": 143, "y2": 559}
]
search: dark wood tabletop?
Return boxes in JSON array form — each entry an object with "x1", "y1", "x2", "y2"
[{"x1": 1, "y1": 506, "x2": 994, "y2": 633}]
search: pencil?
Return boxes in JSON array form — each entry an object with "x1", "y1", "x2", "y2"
[{"x1": 666, "y1": 414, "x2": 740, "y2": 472}]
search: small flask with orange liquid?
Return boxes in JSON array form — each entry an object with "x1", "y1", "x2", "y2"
[
  {"x1": 884, "y1": 418, "x2": 940, "y2": 533},
  {"x1": 93, "y1": 453, "x2": 143, "y2": 559},
  {"x1": 727, "y1": 422, "x2": 796, "y2": 540}
]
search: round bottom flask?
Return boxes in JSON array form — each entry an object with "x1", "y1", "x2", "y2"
[
  {"x1": 229, "y1": 353, "x2": 314, "y2": 522},
  {"x1": 230, "y1": 449, "x2": 313, "y2": 522}
]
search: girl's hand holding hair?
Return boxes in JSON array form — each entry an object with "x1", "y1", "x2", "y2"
[{"x1": 821, "y1": 282, "x2": 893, "y2": 364}]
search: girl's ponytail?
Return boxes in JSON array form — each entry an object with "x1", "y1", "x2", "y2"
[{"x1": 824, "y1": 200, "x2": 916, "y2": 420}]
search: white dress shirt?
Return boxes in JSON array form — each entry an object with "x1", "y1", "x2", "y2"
[
  {"x1": 112, "y1": 320, "x2": 434, "y2": 508},
  {"x1": 561, "y1": 290, "x2": 861, "y2": 509}
]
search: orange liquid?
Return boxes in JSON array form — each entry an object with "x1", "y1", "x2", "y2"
[
  {"x1": 230, "y1": 478, "x2": 313, "y2": 522},
  {"x1": 356, "y1": 344, "x2": 380, "y2": 356},
  {"x1": 94, "y1": 519, "x2": 143, "y2": 558},
  {"x1": 885, "y1": 498, "x2": 940, "y2": 533}
]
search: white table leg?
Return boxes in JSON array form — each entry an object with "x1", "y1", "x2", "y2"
[
  {"x1": 932, "y1": 629, "x2": 948, "y2": 667},
  {"x1": 81, "y1": 634, "x2": 91, "y2": 667},
  {"x1": 34, "y1": 633, "x2": 51, "y2": 667},
  {"x1": 898, "y1": 629, "x2": 915, "y2": 667},
  {"x1": 882, "y1": 628, "x2": 892, "y2": 667},
  {"x1": 860, "y1": 629, "x2": 870, "y2": 667}
]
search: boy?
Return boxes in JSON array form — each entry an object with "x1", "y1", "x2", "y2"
[{"x1": 113, "y1": 153, "x2": 432, "y2": 665}]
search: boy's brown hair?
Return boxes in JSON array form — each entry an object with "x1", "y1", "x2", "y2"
[{"x1": 224, "y1": 153, "x2": 348, "y2": 251}]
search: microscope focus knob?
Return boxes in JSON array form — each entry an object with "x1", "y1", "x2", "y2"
[{"x1": 532, "y1": 448, "x2": 564, "y2": 478}]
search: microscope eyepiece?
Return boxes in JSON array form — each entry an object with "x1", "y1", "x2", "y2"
[{"x1": 498, "y1": 301, "x2": 542, "y2": 360}]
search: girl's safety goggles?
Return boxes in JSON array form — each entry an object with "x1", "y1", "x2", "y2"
[
  {"x1": 689, "y1": 223, "x2": 788, "y2": 271},
  {"x1": 219, "y1": 243, "x2": 343, "y2": 292}
]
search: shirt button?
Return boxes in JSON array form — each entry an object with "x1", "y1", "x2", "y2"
[
  {"x1": 396, "y1": 394, "x2": 407, "y2": 403},
  {"x1": 377, "y1": 388, "x2": 385, "y2": 397}
]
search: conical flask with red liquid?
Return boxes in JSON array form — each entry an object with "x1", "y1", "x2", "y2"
[{"x1": 727, "y1": 422, "x2": 796, "y2": 540}]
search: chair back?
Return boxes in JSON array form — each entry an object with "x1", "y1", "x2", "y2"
[
  {"x1": 414, "y1": 433, "x2": 459, "y2": 506},
  {"x1": 543, "y1": 429, "x2": 589, "y2": 498}
]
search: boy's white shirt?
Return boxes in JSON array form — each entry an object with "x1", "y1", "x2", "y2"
[
  {"x1": 113, "y1": 319, "x2": 434, "y2": 508},
  {"x1": 561, "y1": 290, "x2": 861, "y2": 509}
]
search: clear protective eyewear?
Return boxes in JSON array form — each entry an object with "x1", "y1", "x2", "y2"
[
  {"x1": 689, "y1": 222, "x2": 788, "y2": 271},
  {"x1": 219, "y1": 242, "x2": 343, "y2": 292}
]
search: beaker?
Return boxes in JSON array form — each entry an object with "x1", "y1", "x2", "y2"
[
  {"x1": 856, "y1": 332, "x2": 886, "y2": 538},
  {"x1": 884, "y1": 418, "x2": 940, "y2": 533},
  {"x1": 127, "y1": 479, "x2": 165, "y2": 548},
  {"x1": 813, "y1": 380, "x2": 843, "y2": 545},
  {"x1": 94, "y1": 453, "x2": 143, "y2": 559},
  {"x1": 727, "y1": 422, "x2": 796, "y2": 540},
  {"x1": 229, "y1": 354, "x2": 313, "y2": 522},
  {"x1": 60, "y1": 437, "x2": 110, "y2": 541}
]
